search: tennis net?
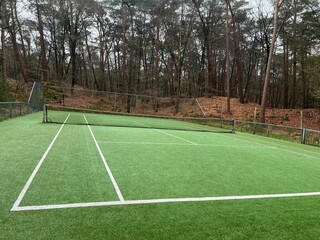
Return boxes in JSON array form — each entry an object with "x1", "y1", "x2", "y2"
[{"x1": 43, "y1": 105, "x2": 235, "y2": 133}]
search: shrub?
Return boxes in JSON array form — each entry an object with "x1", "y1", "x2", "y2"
[{"x1": 0, "y1": 76, "x2": 14, "y2": 102}]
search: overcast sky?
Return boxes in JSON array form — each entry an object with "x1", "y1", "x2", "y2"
[
  {"x1": 248, "y1": 0, "x2": 274, "y2": 15},
  {"x1": 17, "y1": 0, "x2": 275, "y2": 21}
]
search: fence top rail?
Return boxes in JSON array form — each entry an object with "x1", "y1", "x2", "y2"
[
  {"x1": 305, "y1": 129, "x2": 320, "y2": 134},
  {"x1": 28, "y1": 82, "x2": 36, "y2": 103},
  {"x1": 0, "y1": 102, "x2": 29, "y2": 105},
  {"x1": 236, "y1": 120, "x2": 320, "y2": 133}
]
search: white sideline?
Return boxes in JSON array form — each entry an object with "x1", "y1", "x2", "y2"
[
  {"x1": 222, "y1": 133, "x2": 320, "y2": 160},
  {"x1": 98, "y1": 141, "x2": 276, "y2": 149},
  {"x1": 12, "y1": 191, "x2": 320, "y2": 212},
  {"x1": 11, "y1": 114, "x2": 70, "y2": 212},
  {"x1": 83, "y1": 115, "x2": 124, "y2": 202}
]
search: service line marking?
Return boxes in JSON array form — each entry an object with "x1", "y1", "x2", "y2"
[
  {"x1": 133, "y1": 121, "x2": 198, "y2": 145},
  {"x1": 12, "y1": 191, "x2": 320, "y2": 212},
  {"x1": 11, "y1": 114, "x2": 70, "y2": 211},
  {"x1": 84, "y1": 115, "x2": 124, "y2": 202}
]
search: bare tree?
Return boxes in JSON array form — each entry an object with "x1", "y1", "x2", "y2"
[
  {"x1": 260, "y1": 0, "x2": 283, "y2": 122},
  {"x1": 1, "y1": 0, "x2": 7, "y2": 78},
  {"x1": 228, "y1": 0, "x2": 244, "y2": 103},
  {"x1": 225, "y1": 0, "x2": 231, "y2": 114},
  {"x1": 33, "y1": 0, "x2": 49, "y2": 82}
]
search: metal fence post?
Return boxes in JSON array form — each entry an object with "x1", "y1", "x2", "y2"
[
  {"x1": 9, "y1": 103, "x2": 13, "y2": 118},
  {"x1": 301, "y1": 128, "x2": 306, "y2": 144}
]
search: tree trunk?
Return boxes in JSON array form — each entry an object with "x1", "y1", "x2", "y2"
[
  {"x1": 301, "y1": 47, "x2": 307, "y2": 108},
  {"x1": 8, "y1": 0, "x2": 29, "y2": 82},
  {"x1": 228, "y1": 1, "x2": 244, "y2": 103},
  {"x1": 225, "y1": 0, "x2": 231, "y2": 114},
  {"x1": 155, "y1": 14, "x2": 161, "y2": 97},
  {"x1": 35, "y1": 0, "x2": 49, "y2": 82},
  {"x1": 1, "y1": 0, "x2": 7, "y2": 78},
  {"x1": 282, "y1": 32, "x2": 289, "y2": 108},
  {"x1": 84, "y1": 23, "x2": 99, "y2": 90},
  {"x1": 14, "y1": 1, "x2": 30, "y2": 82},
  {"x1": 290, "y1": 0, "x2": 297, "y2": 108},
  {"x1": 260, "y1": 0, "x2": 282, "y2": 122},
  {"x1": 121, "y1": 2, "x2": 127, "y2": 94}
]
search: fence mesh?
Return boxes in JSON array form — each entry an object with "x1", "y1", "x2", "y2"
[
  {"x1": 28, "y1": 82, "x2": 43, "y2": 111},
  {"x1": 235, "y1": 121, "x2": 303, "y2": 143},
  {"x1": 0, "y1": 82, "x2": 43, "y2": 121},
  {"x1": 303, "y1": 129, "x2": 320, "y2": 147},
  {"x1": 0, "y1": 102, "x2": 33, "y2": 121},
  {"x1": 43, "y1": 86, "x2": 204, "y2": 117}
]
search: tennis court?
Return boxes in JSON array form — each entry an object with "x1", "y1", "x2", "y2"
[
  {"x1": 10, "y1": 108, "x2": 320, "y2": 211},
  {"x1": 2, "y1": 110, "x2": 320, "y2": 239}
]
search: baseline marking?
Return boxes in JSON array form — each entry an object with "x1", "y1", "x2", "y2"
[
  {"x1": 84, "y1": 115, "x2": 124, "y2": 202},
  {"x1": 11, "y1": 114, "x2": 70, "y2": 211},
  {"x1": 12, "y1": 191, "x2": 320, "y2": 212}
]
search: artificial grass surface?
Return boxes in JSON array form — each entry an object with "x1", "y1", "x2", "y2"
[
  {"x1": 93, "y1": 126, "x2": 320, "y2": 199},
  {"x1": 21, "y1": 124, "x2": 119, "y2": 206},
  {"x1": 47, "y1": 109, "x2": 233, "y2": 133},
  {"x1": 1, "y1": 112, "x2": 320, "y2": 239}
]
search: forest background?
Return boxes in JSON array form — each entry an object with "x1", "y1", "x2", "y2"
[{"x1": 0, "y1": 0, "x2": 319, "y2": 122}]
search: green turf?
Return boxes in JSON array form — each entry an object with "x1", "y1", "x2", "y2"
[
  {"x1": 20, "y1": 124, "x2": 119, "y2": 206},
  {"x1": 92, "y1": 126, "x2": 320, "y2": 200},
  {"x1": 1, "y1": 112, "x2": 320, "y2": 239}
]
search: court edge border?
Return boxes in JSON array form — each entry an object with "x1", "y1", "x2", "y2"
[{"x1": 11, "y1": 192, "x2": 320, "y2": 212}]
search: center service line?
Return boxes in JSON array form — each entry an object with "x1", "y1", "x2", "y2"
[{"x1": 83, "y1": 115, "x2": 125, "y2": 202}]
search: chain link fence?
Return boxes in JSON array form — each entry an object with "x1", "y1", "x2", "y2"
[
  {"x1": 235, "y1": 120, "x2": 320, "y2": 147},
  {"x1": 43, "y1": 86, "x2": 203, "y2": 116},
  {"x1": 302, "y1": 129, "x2": 320, "y2": 147},
  {"x1": 28, "y1": 82, "x2": 43, "y2": 111},
  {"x1": 43, "y1": 85, "x2": 320, "y2": 147},
  {"x1": 0, "y1": 102, "x2": 33, "y2": 121},
  {"x1": 0, "y1": 82, "x2": 43, "y2": 122}
]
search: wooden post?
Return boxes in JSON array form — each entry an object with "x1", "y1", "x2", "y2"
[{"x1": 254, "y1": 107, "x2": 257, "y2": 123}]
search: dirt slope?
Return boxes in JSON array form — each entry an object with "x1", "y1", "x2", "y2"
[
  {"x1": 197, "y1": 97, "x2": 320, "y2": 130},
  {"x1": 9, "y1": 79, "x2": 319, "y2": 130}
]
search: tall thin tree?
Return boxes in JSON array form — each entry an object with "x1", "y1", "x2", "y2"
[
  {"x1": 260, "y1": 0, "x2": 283, "y2": 122},
  {"x1": 225, "y1": 0, "x2": 231, "y2": 114}
]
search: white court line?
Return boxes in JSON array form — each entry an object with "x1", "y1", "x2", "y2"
[
  {"x1": 83, "y1": 115, "x2": 124, "y2": 202},
  {"x1": 236, "y1": 131, "x2": 320, "y2": 157},
  {"x1": 12, "y1": 191, "x2": 320, "y2": 212},
  {"x1": 222, "y1": 133, "x2": 320, "y2": 160},
  {"x1": 133, "y1": 121, "x2": 197, "y2": 145},
  {"x1": 98, "y1": 141, "x2": 276, "y2": 149},
  {"x1": 274, "y1": 148, "x2": 320, "y2": 160},
  {"x1": 238, "y1": 134, "x2": 320, "y2": 159},
  {"x1": 11, "y1": 114, "x2": 70, "y2": 212}
]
